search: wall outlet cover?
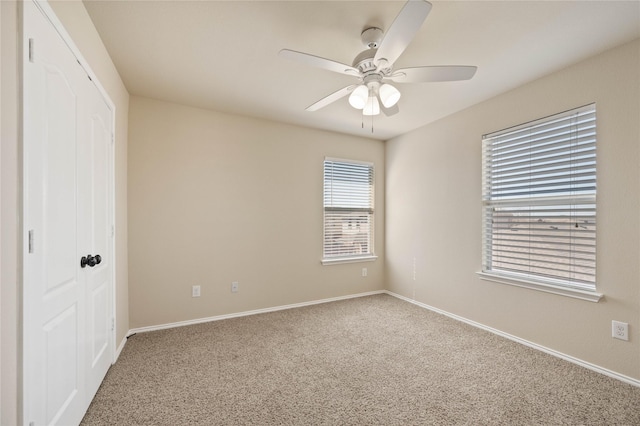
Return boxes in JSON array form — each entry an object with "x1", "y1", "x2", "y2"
[{"x1": 612, "y1": 320, "x2": 629, "y2": 341}]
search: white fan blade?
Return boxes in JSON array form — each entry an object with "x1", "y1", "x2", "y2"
[
  {"x1": 306, "y1": 85, "x2": 357, "y2": 111},
  {"x1": 389, "y1": 66, "x2": 477, "y2": 83},
  {"x1": 374, "y1": 0, "x2": 432, "y2": 69},
  {"x1": 279, "y1": 49, "x2": 360, "y2": 76}
]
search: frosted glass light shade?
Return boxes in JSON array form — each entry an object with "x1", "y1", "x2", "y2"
[
  {"x1": 348, "y1": 85, "x2": 368, "y2": 109},
  {"x1": 363, "y1": 96, "x2": 380, "y2": 116},
  {"x1": 379, "y1": 83, "x2": 401, "y2": 108}
]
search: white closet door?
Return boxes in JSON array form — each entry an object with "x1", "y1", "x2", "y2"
[
  {"x1": 23, "y1": 1, "x2": 114, "y2": 424},
  {"x1": 81, "y1": 79, "x2": 114, "y2": 403}
]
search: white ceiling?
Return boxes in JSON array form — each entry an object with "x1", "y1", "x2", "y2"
[{"x1": 82, "y1": 0, "x2": 640, "y2": 141}]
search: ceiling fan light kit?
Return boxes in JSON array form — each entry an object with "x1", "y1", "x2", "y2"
[
  {"x1": 279, "y1": 0, "x2": 477, "y2": 119},
  {"x1": 379, "y1": 83, "x2": 401, "y2": 108},
  {"x1": 348, "y1": 85, "x2": 369, "y2": 109},
  {"x1": 363, "y1": 95, "x2": 380, "y2": 116}
]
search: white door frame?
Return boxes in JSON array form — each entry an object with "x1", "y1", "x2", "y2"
[{"x1": 22, "y1": 0, "x2": 117, "y2": 423}]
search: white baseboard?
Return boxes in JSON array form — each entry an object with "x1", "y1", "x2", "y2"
[
  {"x1": 119, "y1": 288, "x2": 639, "y2": 388},
  {"x1": 385, "y1": 290, "x2": 640, "y2": 388},
  {"x1": 127, "y1": 290, "x2": 386, "y2": 336},
  {"x1": 114, "y1": 335, "x2": 127, "y2": 362}
]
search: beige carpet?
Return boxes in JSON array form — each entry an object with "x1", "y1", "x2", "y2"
[{"x1": 81, "y1": 294, "x2": 640, "y2": 425}]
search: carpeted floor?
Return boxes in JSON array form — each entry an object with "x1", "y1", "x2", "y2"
[{"x1": 81, "y1": 294, "x2": 640, "y2": 425}]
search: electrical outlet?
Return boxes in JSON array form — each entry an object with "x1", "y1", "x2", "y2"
[
  {"x1": 231, "y1": 281, "x2": 239, "y2": 293},
  {"x1": 192, "y1": 285, "x2": 201, "y2": 298},
  {"x1": 362, "y1": 268, "x2": 367, "y2": 277},
  {"x1": 612, "y1": 320, "x2": 628, "y2": 341}
]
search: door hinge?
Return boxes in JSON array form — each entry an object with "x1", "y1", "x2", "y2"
[
  {"x1": 111, "y1": 318, "x2": 115, "y2": 331},
  {"x1": 28, "y1": 230, "x2": 34, "y2": 253},
  {"x1": 111, "y1": 134, "x2": 115, "y2": 146},
  {"x1": 111, "y1": 225, "x2": 115, "y2": 238},
  {"x1": 28, "y1": 38, "x2": 34, "y2": 62}
]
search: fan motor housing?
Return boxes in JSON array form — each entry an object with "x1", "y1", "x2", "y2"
[
  {"x1": 352, "y1": 49, "x2": 377, "y2": 73},
  {"x1": 353, "y1": 27, "x2": 384, "y2": 73}
]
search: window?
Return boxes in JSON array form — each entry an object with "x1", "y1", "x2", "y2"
[
  {"x1": 322, "y1": 158, "x2": 376, "y2": 264},
  {"x1": 480, "y1": 104, "x2": 599, "y2": 300}
]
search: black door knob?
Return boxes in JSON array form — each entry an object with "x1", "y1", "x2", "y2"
[{"x1": 80, "y1": 254, "x2": 102, "y2": 268}]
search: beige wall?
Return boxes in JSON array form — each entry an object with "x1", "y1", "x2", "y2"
[
  {"x1": 1, "y1": 2, "x2": 20, "y2": 424},
  {"x1": 386, "y1": 39, "x2": 640, "y2": 380},
  {"x1": 1, "y1": 1, "x2": 129, "y2": 423},
  {"x1": 128, "y1": 96, "x2": 385, "y2": 329}
]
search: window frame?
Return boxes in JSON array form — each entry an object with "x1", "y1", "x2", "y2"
[
  {"x1": 478, "y1": 104, "x2": 602, "y2": 302},
  {"x1": 322, "y1": 157, "x2": 377, "y2": 265}
]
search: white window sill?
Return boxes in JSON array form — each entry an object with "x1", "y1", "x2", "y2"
[
  {"x1": 322, "y1": 255, "x2": 378, "y2": 266},
  {"x1": 477, "y1": 271, "x2": 603, "y2": 303}
]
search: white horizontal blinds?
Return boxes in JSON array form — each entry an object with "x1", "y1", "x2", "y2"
[
  {"x1": 323, "y1": 159, "x2": 374, "y2": 259},
  {"x1": 484, "y1": 203, "x2": 596, "y2": 288},
  {"x1": 483, "y1": 105, "x2": 596, "y2": 200},
  {"x1": 482, "y1": 104, "x2": 596, "y2": 290}
]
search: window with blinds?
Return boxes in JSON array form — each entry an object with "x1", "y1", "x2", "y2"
[
  {"x1": 323, "y1": 158, "x2": 374, "y2": 262},
  {"x1": 481, "y1": 104, "x2": 597, "y2": 291}
]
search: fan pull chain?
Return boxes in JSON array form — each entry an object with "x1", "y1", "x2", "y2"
[{"x1": 360, "y1": 113, "x2": 374, "y2": 133}]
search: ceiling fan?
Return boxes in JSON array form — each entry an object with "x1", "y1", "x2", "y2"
[{"x1": 279, "y1": 0, "x2": 477, "y2": 117}]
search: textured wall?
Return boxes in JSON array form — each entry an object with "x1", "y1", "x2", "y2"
[
  {"x1": 1, "y1": 2, "x2": 20, "y2": 424},
  {"x1": 128, "y1": 97, "x2": 385, "y2": 328},
  {"x1": 386, "y1": 39, "x2": 640, "y2": 380}
]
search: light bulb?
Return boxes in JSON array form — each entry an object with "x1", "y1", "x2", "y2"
[
  {"x1": 379, "y1": 83, "x2": 401, "y2": 108},
  {"x1": 363, "y1": 95, "x2": 380, "y2": 116},
  {"x1": 348, "y1": 85, "x2": 368, "y2": 109}
]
